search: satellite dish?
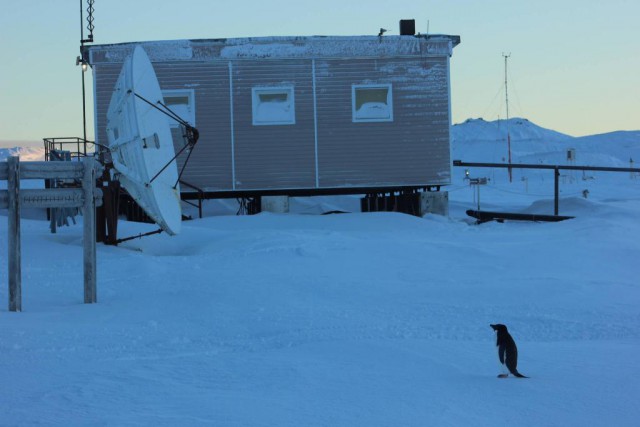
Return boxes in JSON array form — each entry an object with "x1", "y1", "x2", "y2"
[{"x1": 106, "y1": 46, "x2": 182, "y2": 235}]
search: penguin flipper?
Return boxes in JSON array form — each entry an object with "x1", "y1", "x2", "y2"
[{"x1": 498, "y1": 344, "x2": 506, "y2": 365}]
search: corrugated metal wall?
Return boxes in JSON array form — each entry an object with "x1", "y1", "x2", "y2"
[
  {"x1": 315, "y1": 57, "x2": 450, "y2": 187},
  {"x1": 94, "y1": 54, "x2": 451, "y2": 193},
  {"x1": 232, "y1": 60, "x2": 316, "y2": 190},
  {"x1": 154, "y1": 62, "x2": 232, "y2": 191}
]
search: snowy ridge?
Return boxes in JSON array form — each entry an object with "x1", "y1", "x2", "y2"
[
  {"x1": 452, "y1": 117, "x2": 640, "y2": 168},
  {"x1": 0, "y1": 146, "x2": 45, "y2": 162},
  {"x1": 452, "y1": 117, "x2": 572, "y2": 143}
]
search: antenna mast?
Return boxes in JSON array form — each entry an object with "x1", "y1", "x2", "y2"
[
  {"x1": 503, "y1": 53, "x2": 513, "y2": 182},
  {"x1": 79, "y1": 0, "x2": 95, "y2": 145}
]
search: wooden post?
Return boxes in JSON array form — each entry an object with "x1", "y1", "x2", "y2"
[
  {"x1": 83, "y1": 157, "x2": 97, "y2": 303},
  {"x1": 8, "y1": 156, "x2": 21, "y2": 312}
]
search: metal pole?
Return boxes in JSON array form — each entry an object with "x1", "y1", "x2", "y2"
[
  {"x1": 79, "y1": 0, "x2": 84, "y2": 42},
  {"x1": 80, "y1": 1, "x2": 88, "y2": 145},
  {"x1": 504, "y1": 55, "x2": 510, "y2": 122},
  {"x1": 554, "y1": 167, "x2": 559, "y2": 216},
  {"x1": 8, "y1": 157, "x2": 21, "y2": 312},
  {"x1": 82, "y1": 73, "x2": 87, "y2": 145},
  {"x1": 503, "y1": 53, "x2": 512, "y2": 183}
]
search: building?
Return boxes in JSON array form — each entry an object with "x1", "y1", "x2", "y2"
[{"x1": 86, "y1": 29, "x2": 460, "y2": 210}]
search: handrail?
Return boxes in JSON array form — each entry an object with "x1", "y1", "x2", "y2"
[
  {"x1": 43, "y1": 137, "x2": 96, "y2": 161},
  {"x1": 179, "y1": 179, "x2": 204, "y2": 219}
]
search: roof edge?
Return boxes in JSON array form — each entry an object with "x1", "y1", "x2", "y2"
[{"x1": 85, "y1": 35, "x2": 461, "y2": 63}]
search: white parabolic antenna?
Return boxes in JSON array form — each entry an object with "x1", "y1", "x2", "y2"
[{"x1": 106, "y1": 45, "x2": 181, "y2": 235}]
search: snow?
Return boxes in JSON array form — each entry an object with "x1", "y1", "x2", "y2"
[
  {"x1": 1, "y1": 118, "x2": 640, "y2": 425},
  {"x1": 355, "y1": 102, "x2": 391, "y2": 120},
  {"x1": 89, "y1": 35, "x2": 457, "y2": 64},
  {"x1": 254, "y1": 92, "x2": 295, "y2": 125},
  {"x1": 0, "y1": 146, "x2": 45, "y2": 162}
]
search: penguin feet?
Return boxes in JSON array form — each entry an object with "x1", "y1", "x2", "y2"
[{"x1": 497, "y1": 374, "x2": 509, "y2": 378}]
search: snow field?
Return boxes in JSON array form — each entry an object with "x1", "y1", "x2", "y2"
[{"x1": 1, "y1": 119, "x2": 639, "y2": 425}]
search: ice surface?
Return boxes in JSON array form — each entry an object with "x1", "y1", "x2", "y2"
[{"x1": 1, "y1": 118, "x2": 639, "y2": 425}]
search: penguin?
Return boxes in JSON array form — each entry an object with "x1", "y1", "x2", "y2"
[{"x1": 490, "y1": 324, "x2": 528, "y2": 378}]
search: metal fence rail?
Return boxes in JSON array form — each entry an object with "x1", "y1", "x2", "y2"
[{"x1": 452, "y1": 160, "x2": 640, "y2": 216}]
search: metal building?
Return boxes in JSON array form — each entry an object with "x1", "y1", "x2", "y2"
[{"x1": 86, "y1": 33, "x2": 460, "y2": 198}]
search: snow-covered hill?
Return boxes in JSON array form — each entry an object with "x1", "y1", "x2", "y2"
[
  {"x1": 449, "y1": 118, "x2": 640, "y2": 216},
  {"x1": 1, "y1": 120, "x2": 639, "y2": 425},
  {"x1": 452, "y1": 117, "x2": 640, "y2": 168},
  {"x1": 0, "y1": 146, "x2": 45, "y2": 162},
  {"x1": 452, "y1": 117, "x2": 572, "y2": 143}
]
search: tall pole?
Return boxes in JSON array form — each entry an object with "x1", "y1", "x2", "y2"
[
  {"x1": 81, "y1": 66, "x2": 87, "y2": 144},
  {"x1": 503, "y1": 53, "x2": 513, "y2": 183},
  {"x1": 80, "y1": 0, "x2": 87, "y2": 144},
  {"x1": 8, "y1": 157, "x2": 22, "y2": 312},
  {"x1": 79, "y1": 0, "x2": 94, "y2": 145}
]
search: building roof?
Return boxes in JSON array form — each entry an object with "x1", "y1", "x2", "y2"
[{"x1": 86, "y1": 35, "x2": 461, "y2": 64}]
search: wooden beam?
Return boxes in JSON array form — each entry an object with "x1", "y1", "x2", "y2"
[
  {"x1": 3, "y1": 157, "x2": 104, "y2": 310},
  {"x1": 19, "y1": 161, "x2": 85, "y2": 180},
  {"x1": 83, "y1": 158, "x2": 98, "y2": 304},
  {"x1": 2, "y1": 161, "x2": 84, "y2": 180},
  {"x1": 7, "y1": 157, "x2": 21, "y2": 312},
  {"x1": 1, "y1": 188, "x2": 83, "y2": 209}
]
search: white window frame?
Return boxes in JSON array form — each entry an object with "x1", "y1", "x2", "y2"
[
  {"x1": 162, "y1": 89, "x2": 196, "y2": 128},
  {"x1": 252, "y1": 86, "x2": 296, "y2": 126},
  {"x1": 352, "y1": 84, "x2": 394, "y2": 123}
]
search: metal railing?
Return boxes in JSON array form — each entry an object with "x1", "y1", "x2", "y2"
[
  {"x1": 43, "y1": 137, "x2": 95, "y2": 161},
  {"x1": 179, "y1": 179, "x2": 205, "y2": 219},
  {"x1": 453, "y1": 160, "x2": 640, "y2": 216}
]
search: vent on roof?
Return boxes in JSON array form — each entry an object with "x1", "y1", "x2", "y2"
[{"x1": 400, "y1": 19, "x2": 416, "y2": 36}]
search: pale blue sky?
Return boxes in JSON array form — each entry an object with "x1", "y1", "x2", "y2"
[{"x1": 0, "y1": 0, "x2": 638, "y2": 144}]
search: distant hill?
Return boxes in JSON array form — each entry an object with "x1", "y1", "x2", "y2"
[
  {"x1": 452, "y1": 118, "x2": 640, "y2": 167},
  {"x1": 0, "y1": 146, "x2": 45, "y2": 162},
  {"x1": 0, "y1": 140, "x2": 41, "y2": 149},
  {"x1": 452, "y1": 117, "x2": 572, "y2": 143}
]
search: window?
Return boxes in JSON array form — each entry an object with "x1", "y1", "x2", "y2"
[
  {"x1": 352, "y1": 84, "x2": 393, "y2": 123},
  {"x1": 252, "y1": 86, "x2": 295, "y2": 126},
  {"x1": 162, "y1": 89, "x2": 195, "y2": 128}
]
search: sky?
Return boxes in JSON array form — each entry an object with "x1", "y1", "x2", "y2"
[{"x1": 0, "y1": 0, "x2": 638, "y2": 144}]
